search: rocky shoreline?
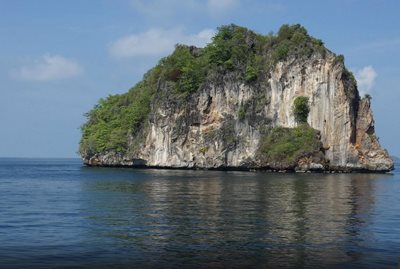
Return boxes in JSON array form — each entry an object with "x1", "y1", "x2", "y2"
[
  {"x1": 79, "y1": 24, "x2": 394, "y2": 173},
  {"x1": 82, "y1": 153, "x2": 393, "y2": 173}
]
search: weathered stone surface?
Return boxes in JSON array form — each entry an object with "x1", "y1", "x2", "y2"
[{"x1": 83, "y1": 50, "x2": 393, "y2": 172}]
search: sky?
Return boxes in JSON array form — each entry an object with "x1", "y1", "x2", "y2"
[{"x1": 0, "y1": 0, "x2": 399, "y2": 158}]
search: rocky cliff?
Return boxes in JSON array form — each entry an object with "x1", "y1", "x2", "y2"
[{"x1": 79, "y1": 24, "x2": 393, "y2": 172}]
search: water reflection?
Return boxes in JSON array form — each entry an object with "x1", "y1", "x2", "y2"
[{"x1": 83, "y1": 170, "x2": 392, "y2": 268}]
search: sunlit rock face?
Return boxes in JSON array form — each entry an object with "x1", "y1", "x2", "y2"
[
  {"x1": 82, "y1": 27, "x2": 393, "y2": 172},
  {"x1": 112, "y1": 53, "x2": 389, "y2": 172}
]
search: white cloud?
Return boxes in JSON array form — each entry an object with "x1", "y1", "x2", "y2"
[
  {"x1": 110, "y1": 28, "x2": 215, "y2": 59},
  {"x1": 11, "y1": 54, "x2": 83, "y2": 81},
  {"x1": 186, "y1": 29, "x2": 216, "y2": 47},
  {"x1": 130, "y1": 0, "x2": 240, "y2": 18},
  {"x1": 356, "y1": 66, "x2": 377, "y2": 96},
  {"x1": 207, "y1": 0, "x2": 239, "y2": 13},
  {"x1": 131, "y1": 0, "x2": 200, "y2": 18}
]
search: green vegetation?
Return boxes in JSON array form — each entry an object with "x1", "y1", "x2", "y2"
[
  {"x1": 342, "y1": 67, "x2": 357, "y2": 85},
  {"x1": 206, "y1": 24, "x2": 261, "y2": 71},
  {"x1": 293, "y1": 96, "x2": 310, "y2": 124},
  {"x1": 238, "y1": 105, "x2": 246, "y2": 120},
  {"x1": 160, "y1": 45, "x2": 208, "y2": 94},
  {"x1": 159, "y1": 23, "x2": 328, "y2": 93},
  {"x1": 80, "y1": 24, "x2": 330, "y2": 157},
  {"x1": 204, "y1": 23, "x2": 327, "y2": 82},
  {"x1": 333, "y1": 54, "x2": 345, "y2": 66},
  {"x1": 258, "y1": 124, "x2": 322, "y2": 165},
  {"x1": 79, "y1": 65, "x2": 162, "y2": 156},
  {"x1": 271, "y1": 24, "x2": 325, "y2": 62},
  {"x1": 245, "y1": 65, "x2": 258, "y2": 82},
  {"x1": 364, "y1": 93, "x2": 372, "y2": 101}
]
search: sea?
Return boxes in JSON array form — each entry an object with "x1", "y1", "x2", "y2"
[{"x1": 0, "y1": 158, "x2": 399, "y2": 269}]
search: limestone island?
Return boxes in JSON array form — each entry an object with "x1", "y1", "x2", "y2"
[{"x1": 79, "y1": 24, "x2": 394, "y2": 173}]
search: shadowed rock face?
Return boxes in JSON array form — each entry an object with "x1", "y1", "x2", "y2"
[{"x1": 81, "y1": 26, "x2": 393, "y2": 172}]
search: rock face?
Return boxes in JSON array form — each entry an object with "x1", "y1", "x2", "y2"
[{"x1": 81, "y1": 24, "x2": 393, "y2": 172}]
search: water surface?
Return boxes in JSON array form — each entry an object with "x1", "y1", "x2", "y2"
[{"x1": 0, "y1": 158, "x2": 399, "y2": 268}]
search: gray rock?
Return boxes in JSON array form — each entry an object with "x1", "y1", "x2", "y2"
[{"x1": 83, "y1": 51, "x2": 393, "y2": 172}]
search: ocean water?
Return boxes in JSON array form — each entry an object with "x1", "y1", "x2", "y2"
[{"x1": 0, "y1": 158, "x2": 399, "y2": 269}]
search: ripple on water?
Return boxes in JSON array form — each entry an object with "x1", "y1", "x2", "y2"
[{"x1": 0, "y1": 158, "x2": 399, "y2": 269}]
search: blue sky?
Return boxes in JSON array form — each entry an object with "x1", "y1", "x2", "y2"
[{"x1": 0, "y1": 0, "x2": 399, "y2": 158}]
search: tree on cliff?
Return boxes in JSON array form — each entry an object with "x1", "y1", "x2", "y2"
[{"x1": 293, "y1": 96, "x2": 310, "y2": 124}]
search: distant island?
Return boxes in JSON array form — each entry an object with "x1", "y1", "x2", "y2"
[{"x1": 79, "y1": 24, "x2": 393, "y2": 172}]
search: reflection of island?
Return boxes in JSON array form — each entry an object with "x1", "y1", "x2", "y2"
[{"x1": 83, "y1": 171, "x2": 390, "y2": 268}]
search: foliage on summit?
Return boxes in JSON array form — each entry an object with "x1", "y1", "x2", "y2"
[{"x1": 80, "y1": 24, "x2": 329, "y2": 157}]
